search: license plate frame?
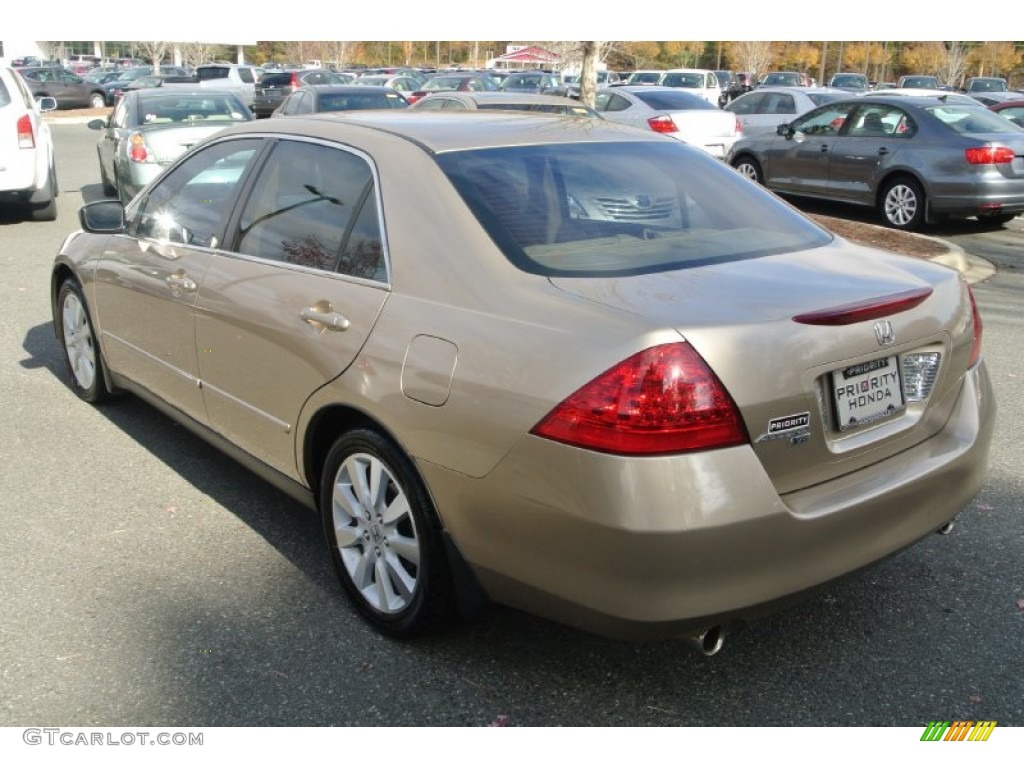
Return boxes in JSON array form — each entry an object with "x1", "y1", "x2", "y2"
[{"x1": 831, "y1": 355, "x2": 905, "y2": 432}]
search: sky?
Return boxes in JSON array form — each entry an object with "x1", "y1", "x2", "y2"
[{"x1": 7, "y1": 1, "x2": 1023, "y2": 45}]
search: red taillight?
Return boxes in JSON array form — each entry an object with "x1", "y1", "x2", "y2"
[
  {"x1": 734, "y1": 115, "x2": 742, "y2": 135},
  {"x1": 647, "y1": 114, "x2": 678, "y2": 134},
  {"x1": 530, "y1": 343, "x2": 748, "y2": 456},
  {"x1": 965, "y1": 146, "x2": 1015, "y2": 165},
  {"x1": 128, "y1": 132, "x2": 152, "y2": 163},
  {"x1": 968, "y1": 285, "x2": 983, "y2": 368},
  {"x1": 290, "y1": 72, "x2": 300, "y2": 87},
  {"x1": 793, "y1": 287, "x2": 933, "y2": 326},
  {"x1": 407, "y1": 93, "x2": 423, "y2": 104},
  {"x1": 17, "y1": 114, "x2": 35, "y2": 148}
]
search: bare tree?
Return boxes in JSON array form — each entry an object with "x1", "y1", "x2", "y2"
[
  {"x1": 938, "y1": 41, "x2": 969, "y2": 89},
  {"x1": 135, "y1": 41, "x2": 170, "y2": 74},
  {"x1": 180, "y1": 42, "x2": 216, "y2": 71},
  {"x1": 725, "y1": 41, "x2": 773, "y2": 78}
]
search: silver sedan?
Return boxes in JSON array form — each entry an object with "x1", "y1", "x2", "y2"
[
  {"x1": 724, "y1": 86, "x2": 849, "y2": 136},
  {"x1": 595, "y1": 85, "x2": 741, "y2": 158}
]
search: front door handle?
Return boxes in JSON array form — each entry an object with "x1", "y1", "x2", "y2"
[
  {"x1": 165, "y1": 272, "x2": 197, "y2": 293},
  {"x1": 878, "y1": 147, "x2": 889, "y2": 155},
  {"x1": 301, "y1": 305, "x2": 350, "y2": 332}
]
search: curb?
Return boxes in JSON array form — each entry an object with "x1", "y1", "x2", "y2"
[{"x1": 918, "y1": 235, "x2": 996, "y2": 285}]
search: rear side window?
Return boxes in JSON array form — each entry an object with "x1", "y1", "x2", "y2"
[
  {"x1": 235, "y1": 140, "x2": 384, "y2": 279},
  {"x1": 0, "y1": 77, "x2": 10, "y2": 107}
]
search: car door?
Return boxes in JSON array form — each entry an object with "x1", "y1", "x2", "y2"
[
  {"x1": 194, "y1": 138, "x2": 390, "y2": 477},
  {"x1": 826, "y1": 103, "x2": 914, "y2": 203},
  {"x1": 92, "y1": 138, "x2": 265, "y2": 422},
  {"x1": 57, "y1": 70, "x2": 89, "y2": 107},
  {"x1": 95, "y1": 96, "x2": 129, "y2": 185},
  {"x1": 762, "y1": 101, "x2": 857, "y2": 195}
]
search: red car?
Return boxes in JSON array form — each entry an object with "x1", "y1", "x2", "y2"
[{"x1": 988, "y1": 99, "x2": 1024, "y2": 128}]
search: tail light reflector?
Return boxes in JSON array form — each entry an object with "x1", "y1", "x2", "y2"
[
  {"x1": 793, "y1": 287, "x2": 933, "y2": 326},
  {"x1": 647, "y1": 114, "x2": 678, "y2": 134},
  {"x1": 965, "y1": 146, "x2": 1015, "y2": 165},
  {"x1": 17, "y1": 114, "x2": 35, "y2": 148},
  {"x1": 531, "y1": 343, "x2": 748, "y2": 455}
]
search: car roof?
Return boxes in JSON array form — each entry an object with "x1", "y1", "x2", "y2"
[
  {"x1": 213, "y1": 110, "x2": 660, "y2": 153},
  {"x1": 429, "y1": 92, "x2": 586, "y2": 105},
  {"x1": 867, "y1": 89, "x2": 979, "y2": 103}
]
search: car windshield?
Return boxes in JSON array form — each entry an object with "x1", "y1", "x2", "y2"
[
  {"x1": 902, "y1": 77, "x2": 938, "y2": 88},
  {"x1": 764, "y1": 74, "x2": 800, "y2": 86},
  {"x1": 660, "y1": 72, "x2": 704, "y2": 88},
  {"x1": 627, "y1": 72, "x2": 662, "y2": 84},
  {"x1": 436, "y1": 142, "x2": 831, "y2": 277},
  {"x1": 832, "y1": 75, "x2": 867, "y2": 87},
  {"x1": 970, "y1": 79, "x2": 1008, "y2": 92},
  {"x1": 633, "y1": 90, "x2": 716, "y2": 111}
]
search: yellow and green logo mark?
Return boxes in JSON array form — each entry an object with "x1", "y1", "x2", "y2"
[{"x1": 920, "y1": 721, "x2": 997, "y2": 741}]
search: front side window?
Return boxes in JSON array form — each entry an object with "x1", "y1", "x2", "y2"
[
  {"x1": 235, "y1": 140, "x2": 384, "y2": 279},
  {"x1": 761, "y1": 93, "x2": 796, "y2": 115},
  {"x1": 724, "y1": 92, "x2": 763, "y2": 115},
  {"x1": 133, "y1": 139, "x2": 262, "y2": 247},
  {"x1": 436, "y1": 142, "x2": 832, "y2": 277},
  {"x1": 792, "y1": 103, "x2": 857, "y2": 135}
]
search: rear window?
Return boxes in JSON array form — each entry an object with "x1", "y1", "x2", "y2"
[
  {"x1": 925, "y1": 105, "x2": 1023, "y2": 134},
  {"x1": 261, "y1": 72, "x2": 294, "y2": 86},
  {"x1": 436, "y1": 142, "x2": 831, "y2": 277},
  {"x1": 317, "y1": 92, "x2": 408, "y2": 111},
  {"x1": 660, "y1": 72, "x2": 704, "y2": 88},
  {"x1": 633, "y1": 90, "x2": 716, "y2": 111},
  {"x1": 136, "y1": 93, "x2": 249, "y2": 123},
  {"x1": 196, "y1": 66, "x2": 229, "y2": 81}
]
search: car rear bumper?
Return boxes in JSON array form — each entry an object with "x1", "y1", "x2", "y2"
[{"x1": 422, "y1": 362, "x2": 995, "y2": 640}]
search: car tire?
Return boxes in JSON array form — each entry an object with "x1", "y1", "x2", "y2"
[
  {"x1": 880, "y1": 176, "x2": 926, "y2": 231},
  {"x1": 28, "y1": 166, "x2": 58, "y2": 222},
  {"x1": 56, "y1": 278, "x2": 111, "y2": 403},
  {"x1": 89, "y1": 92, "x2": 106, "y2": 109},
  {"x1": 731, "y1": 155, "x2": 763, "y2": 185},
  {"x1": 320, "y1": 428, "x2": 455, "y2": 637}
]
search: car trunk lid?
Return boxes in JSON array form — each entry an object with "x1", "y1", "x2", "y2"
[{"x1": 548, "y1": 240, "x2": 973, "y2": 494}]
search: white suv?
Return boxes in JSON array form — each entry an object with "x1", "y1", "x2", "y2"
[{"x1": 0, "y1": 67, "x2": 58, "y2": 221}]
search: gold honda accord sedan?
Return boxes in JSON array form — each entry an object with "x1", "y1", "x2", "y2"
[{"x1": 51, "y1": 112, "x2": 995, "y2": 652}]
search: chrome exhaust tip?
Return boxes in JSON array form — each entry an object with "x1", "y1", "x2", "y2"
[
  {"x1": 936, "y1": 519, "x2": 956, "y2": 535},
  {"x1": 687, "y1": 625, "x2": 726, "y2": 656}
]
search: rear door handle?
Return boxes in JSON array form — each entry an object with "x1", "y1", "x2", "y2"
[{"x1": 878, "y1": 147, "x2": 889, "y2": 155}]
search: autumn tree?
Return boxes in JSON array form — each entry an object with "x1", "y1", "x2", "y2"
[
  {"x1": 898, "y1": 42, "x2": 948, "y2": 77},
  {"x1": 968, "y1": 41, "x2": 1021, "y2": 78},
  {"x1": 614, "y1": 41, "x2": 660, "y2": 70}
]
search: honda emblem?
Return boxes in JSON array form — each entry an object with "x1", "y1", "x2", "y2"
[{"x1": 874, "y1": 320, "x2": 895, "y2": 347}]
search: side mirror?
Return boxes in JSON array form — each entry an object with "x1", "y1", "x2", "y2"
[
  {"x1": 79, "y1": 200, "x2": 126, "y2": 233},
  {"x1": 776, "y1": 123, "x2": 792, "y2": 137},
  {"x1": 87, "y1": 118, "x2": 107, "y2": 130},
  {"x1": 36, "y1": 96, "x2": 57, "y2": 112}
]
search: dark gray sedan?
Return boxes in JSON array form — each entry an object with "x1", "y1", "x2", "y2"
[{"x1": 727, "y1": 94, "x2": 1024, "y2": 230}]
